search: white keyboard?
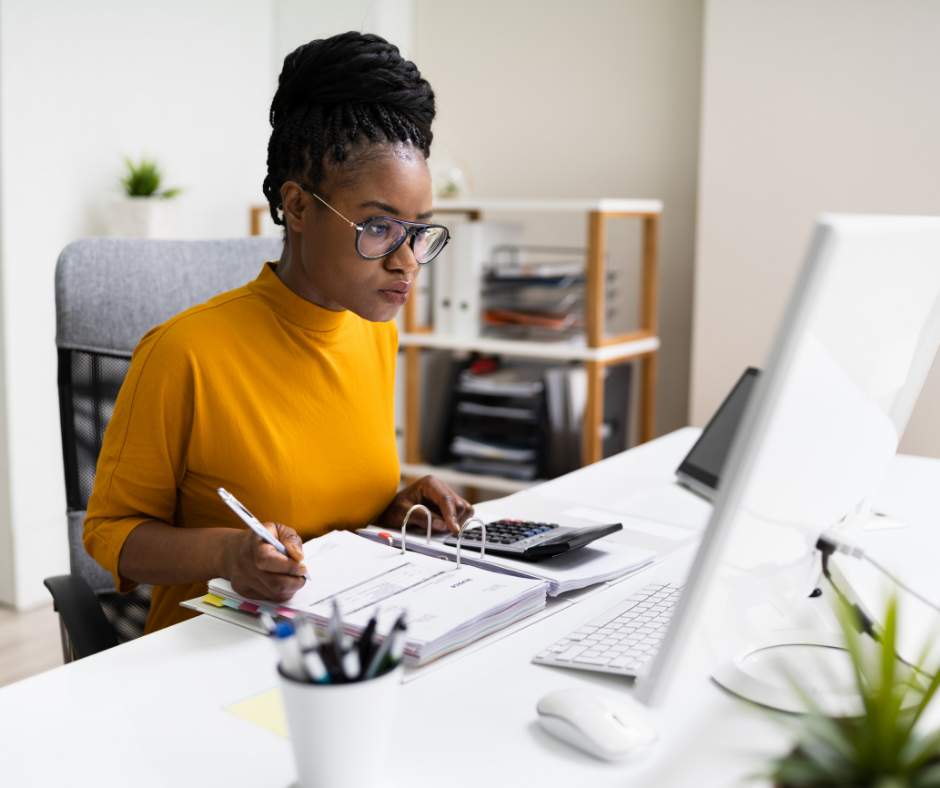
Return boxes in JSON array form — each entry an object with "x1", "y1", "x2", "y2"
[{"x1": 533, "y1": 583, "x2": 683, "y2": 677}]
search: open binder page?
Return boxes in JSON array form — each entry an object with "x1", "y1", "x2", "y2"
[
  {"x1": 358, "y1": 527, "x2": 655, "y2": 595},
  {"x1": 207, "y1": 530, "x2": 548, "y2": 667}
]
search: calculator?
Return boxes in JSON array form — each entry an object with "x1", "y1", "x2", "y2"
[{"x1": 442, "y1": 519, "x2": 622, "y2": 561}]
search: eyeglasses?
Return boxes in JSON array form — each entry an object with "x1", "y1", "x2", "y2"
[{"x1": 299, "y1": 185, "x2": 449, "y2": 265}]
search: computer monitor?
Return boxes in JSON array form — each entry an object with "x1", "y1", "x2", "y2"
[{"x1": 636, "y1": 214, "x2": 940, "y2": 708}]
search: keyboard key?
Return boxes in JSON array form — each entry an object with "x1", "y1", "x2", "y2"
[
  {"x1": 574, "y1": 655, "x2": 612, "y2": 666},
  {"x1": 549, "y1": 643, "x2": 569, "y2": 652},
  {"x1": 599, "y1": 638, "x2": 618, "y2": 646},
  {"x1": 566, "y1": 633, "x2": 588, "y2": 641},
  {"x1": 575, "y1": 627, "x2": 598, "y2": 635},
  {"x1": 582, "y1": 650, "x2": 602, "y2": 657},
  {"x1": 555, "y1": 647, "x2": 585, "y2": 661},
  {"x1": 610, "y1": 656, "x2": 632, "y2": 669},
  {"x1": 536, "y1": 650, "x2": 551, "y2": 659}
]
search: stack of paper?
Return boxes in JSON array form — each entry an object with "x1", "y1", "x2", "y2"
[
  {"x1": 358, "y1": 530, "x2": 655, "y2": 596},
  {"x1": 203, "y1": 530, "x2": 548, "y2": 667}
]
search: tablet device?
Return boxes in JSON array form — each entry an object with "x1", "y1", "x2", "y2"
[{"x1": 675, "y1": 367, "x2": 760, "y2": 500}]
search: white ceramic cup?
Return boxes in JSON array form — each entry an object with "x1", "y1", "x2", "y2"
[{"x1": 279, "y1": 663, "x2": 404, "y2": 788}]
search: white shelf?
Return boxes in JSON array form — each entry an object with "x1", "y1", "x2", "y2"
[
  {"x1": 400, "y1": 463, "x2": 540, "y2": 493},
  {"x1": 398, "y1": 333, "x2": 660, "y2": 362},
  {"x1": 432, "y1": 198, "x2": 663, "y2": 214}
]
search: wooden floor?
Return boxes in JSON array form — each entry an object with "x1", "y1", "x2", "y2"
[{"x1": 0, "y1": 603, "x2": 64, "y2": 688}]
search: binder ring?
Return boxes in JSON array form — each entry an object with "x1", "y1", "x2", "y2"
[
  {"x1": 400, "y1": 504, "x2": 433, "y2": 555},
  {"x1": 455, "y1": 518, "x2": 487, "y2": 569}
]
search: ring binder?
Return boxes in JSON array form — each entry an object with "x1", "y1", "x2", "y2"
[
  {"x1": 399, "y1": 504, "x2": 433, "y2": 555},
  {"x1": 455, "y1": 518, "x2": 487, "y2": 568}
]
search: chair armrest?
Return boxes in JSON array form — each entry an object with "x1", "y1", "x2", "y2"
[{"x1": 43, "y1": 574, "x2": 120, "y2": 659}]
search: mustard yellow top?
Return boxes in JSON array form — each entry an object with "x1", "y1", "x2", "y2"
[{"x1": 84, "y1": 263, "x2": 400, "y2": 634}]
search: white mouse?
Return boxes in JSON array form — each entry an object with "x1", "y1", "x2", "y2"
[{"x1": 537, "y1": 689, "x2": 657, "y2": 761}]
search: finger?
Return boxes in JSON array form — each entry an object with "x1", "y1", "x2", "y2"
[
  {"x1": 256, "y1": 522, "x2": 307, "y2": 574},
  {"x1": 425, "y1": 479, "x2": 461, "y2": 533},
  {"x1": 252, "y1": 571, "x2": 306, "y2": 603},
  {"x1": 430, "y1": 515, "x2": 449, "y2": 532},
  {"x1": 273, "y1": 522, "x2": 307, "y2": 565},
  {"x1": 254, "y1": 543, "x2": 308, "y2": 576}
]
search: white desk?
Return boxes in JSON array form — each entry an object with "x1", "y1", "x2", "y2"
[{"x1": 3, "y1": 429, "x2": 938, "y2": 788}]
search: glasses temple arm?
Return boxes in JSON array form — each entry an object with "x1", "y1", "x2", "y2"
[{"x1": 306, "y1": 189, "x2": 359, "y2": 229}]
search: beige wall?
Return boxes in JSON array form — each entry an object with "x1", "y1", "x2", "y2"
[
  {"x1": 414, "y1": 0, "x2": 704, "y2": 438},
  {"x1": 691, "y1": 0, "x2": 940, "y2": 457}
]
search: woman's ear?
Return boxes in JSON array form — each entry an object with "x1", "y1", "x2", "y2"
[{"x1": 280, "y1": 181, "x2": 308, "y2": 233}]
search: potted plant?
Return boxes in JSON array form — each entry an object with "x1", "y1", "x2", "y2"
[
  {"x1": 765, "y1": 597, "x2": 940, "y2": 787},
  {"x1": 106, "y1": 156, "x2": 182, "y2": 238}
]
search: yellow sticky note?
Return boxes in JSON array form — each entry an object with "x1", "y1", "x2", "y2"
[
  {"x1": 225, "y1": 688, "x2": 289, "y2": 738},
  {"x1": 204, "y1": 594, "x2": 226, "y2": 607}
]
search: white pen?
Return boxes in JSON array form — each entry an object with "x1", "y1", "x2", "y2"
[{"x1": 217, "y1": 487, "x2": 311, "y2": 581}]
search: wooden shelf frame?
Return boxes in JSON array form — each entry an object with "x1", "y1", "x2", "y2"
[{"x1": 403, "y1": 201, "x2": 661, "y2": 479}]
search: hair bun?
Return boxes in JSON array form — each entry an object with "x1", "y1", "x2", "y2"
[
  {"x1": 270, "y1": 32, "x2": 434, "y2": 133},
  {"x1": 263, "y1": 32, "x2": 436, "y2": 227}
]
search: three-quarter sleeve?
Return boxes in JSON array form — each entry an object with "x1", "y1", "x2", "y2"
[{"x1": 83, "y1": 324, "x2": 195, "y2": 593}]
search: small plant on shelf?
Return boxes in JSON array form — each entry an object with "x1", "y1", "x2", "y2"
[
  {"x1": 119, "y1": 156, "x2": 181, "y2": 199},
  {"x1": 765, "y1": 597, "x2": 940, "y2": 788}
]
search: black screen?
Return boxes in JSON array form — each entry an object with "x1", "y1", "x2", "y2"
[{"x1": 677, "y1": 368, "x2": 760, "y2": 492}]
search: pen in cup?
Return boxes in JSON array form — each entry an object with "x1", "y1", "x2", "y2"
[
  {"x1": 365, "y1": 613, "x2": 407, "y2": 680},
  {"x1": 217, "y1": 487, "x2": 311, "y2": 582},
  {"x1": 273, "y1": 622, "x2": 307, "y2": 682}
]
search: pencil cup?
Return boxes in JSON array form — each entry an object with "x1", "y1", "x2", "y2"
[{"x1": 279, "y1": 663, "x2": 404, "y2": 788}]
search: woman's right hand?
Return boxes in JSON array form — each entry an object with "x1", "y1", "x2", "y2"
[{"x1": 222, "y1": 522, "x2": 308, "y2": 603}]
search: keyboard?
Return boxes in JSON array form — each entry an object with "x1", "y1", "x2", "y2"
[
  {"x1": 442, "y1": 519, "x2": 622, "y2": 561},
  {"x1": 533, "y1": 583, "x2": 683, "y2": 676}
]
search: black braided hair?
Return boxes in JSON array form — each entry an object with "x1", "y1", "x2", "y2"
[{"x1": 262, "y1": 32, "x2": 436, "y2": 227}]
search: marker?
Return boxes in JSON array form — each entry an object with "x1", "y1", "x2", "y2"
[
  {"x1": 302, "y1": 650, "x2": 330, "y2": 683},
  {"x1": 359, "y1": 613, "x2": 378, "y2": 668},
  {"x1": 364, "y1": 613, "x2": 407, "y2": 679},
  {"x1": 381, "y1": 618, "x2": 408, "y2": 675},
  {"x1": 273, "y1": 622, "x2": 307, "y2": 682},
  {"x1": 217, "y1": 487, "x2": 311, "y2": 581}
]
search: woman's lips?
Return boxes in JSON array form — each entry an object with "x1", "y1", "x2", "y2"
[{"x1": 379, "y1": 281, "x2": 412, "y2": 306}]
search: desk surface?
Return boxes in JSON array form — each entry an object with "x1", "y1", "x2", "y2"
[{"x1": 4, "y1": 429, "x2": 939, "y2": 788}]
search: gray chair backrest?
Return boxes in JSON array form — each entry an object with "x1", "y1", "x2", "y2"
[{"x1": 56, "y1": 237, "x2": 283, "y2": 591}]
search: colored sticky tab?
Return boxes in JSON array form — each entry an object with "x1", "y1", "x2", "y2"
[
  {"x1": 258, "y1": 605, "x2": 277, "y2": 616},
  {"x1": 203, "y1": 594, "x2": 226, "y2": 607},
  {"x1": 238, "y1": 602, "x2": 260, "y2": 614},
  {"x1": 274, "y1": 607, "x2": 296, "y2": 619},
  {"x1": 225, "y1": 688, "x2": 289, "y2": 738},
  {"x1": 221, "y1": 597, "x2": 241, "y2": 609}
]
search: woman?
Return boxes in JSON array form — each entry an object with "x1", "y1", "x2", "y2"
[{"x1": 84, "y1": 32, "x2": 473, "y2": 634}]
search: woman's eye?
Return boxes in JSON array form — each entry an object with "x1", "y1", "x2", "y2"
[{"x1": 366, "y1": 221, "x2": 390, "y2": 237}]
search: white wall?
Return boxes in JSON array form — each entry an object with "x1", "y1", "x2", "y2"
[
  {"x1": 414, "y1": 0, "x2": 704, "y2": 439},
  {"x1": 0, "y1": 0, "x2": 275, "y2": 608},
  {"x1": 274, "y1": 0, "x2": 414, "y2": 65},
  {"x1": 691, "y1": 0, "x2": 940, "y2": 458}
]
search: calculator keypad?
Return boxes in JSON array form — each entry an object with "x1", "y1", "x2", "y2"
[{"x1": 461, "y1": 519, "x2": 559, "y2": 546}]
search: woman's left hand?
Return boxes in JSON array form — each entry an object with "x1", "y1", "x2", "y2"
[{"x1": 376, "y1": 475, "x2": 474, "y2": 534}]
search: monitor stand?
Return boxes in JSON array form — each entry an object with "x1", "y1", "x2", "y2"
[{"x1": 711, "y1": 631, "x2": 862, "y2": 715}]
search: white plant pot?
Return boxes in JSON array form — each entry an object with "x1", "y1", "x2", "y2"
[{"x1": 106, "y1": 196, "x2": 180, "y2": 239}]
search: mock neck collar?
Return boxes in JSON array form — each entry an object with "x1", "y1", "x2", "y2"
[{"x1": 248, "y1": 262, "x2": 349, "y2": 332}]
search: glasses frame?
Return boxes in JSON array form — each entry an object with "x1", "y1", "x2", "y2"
[{"x1": 298, "y1": 184, "x2": 449, "y2": 265}]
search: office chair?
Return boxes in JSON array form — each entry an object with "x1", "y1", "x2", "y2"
[{"x1": 45, "y1": 236, "x2": 283, "y2": 662}]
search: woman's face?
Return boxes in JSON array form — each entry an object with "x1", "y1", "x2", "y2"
[{"x1": 279, "y1": 144, "x2": 434, "y2": 323}]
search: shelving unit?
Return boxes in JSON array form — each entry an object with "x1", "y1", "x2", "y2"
[{"x1": 402, "y1": 198, "x2": 662, "y2": 488}]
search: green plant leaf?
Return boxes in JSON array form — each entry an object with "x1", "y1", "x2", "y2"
[{"x1": 160, "y1": 187, "x2": 182, "y2": 199}]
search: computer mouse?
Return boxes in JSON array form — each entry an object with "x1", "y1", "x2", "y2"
[{"x1": 537, "y1": 689, "x2": 657, "y2": 761}]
